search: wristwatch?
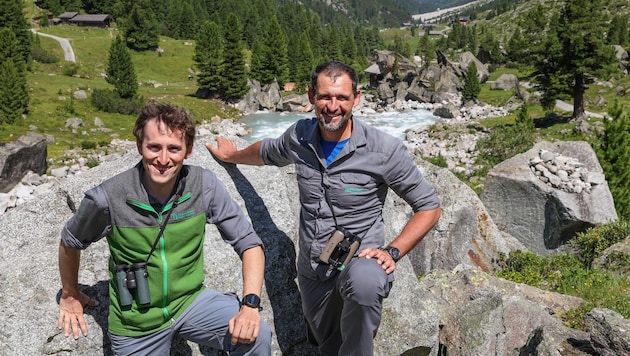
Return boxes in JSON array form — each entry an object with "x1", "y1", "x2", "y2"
[
  {"x1": 240, "y1": 293, "x2": 263, "y2": 311},
  {"x1": 382, "y1": 246, "x2": 401, "y2": 262}
]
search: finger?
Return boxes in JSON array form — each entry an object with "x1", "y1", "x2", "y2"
[
  {"x1": 77, "y1": 315, "x2": 89, "y2": 337},
  {"x1": 70, "y1": 315, "x2": 80, "y2": 339}
]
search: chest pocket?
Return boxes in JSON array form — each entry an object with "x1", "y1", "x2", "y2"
[
  {"x1": 295, "y1": 163, "x2": 323, "y2": 204},
  {"x1": 333, "y1": 172, "x2": 377, "y2": 207}
]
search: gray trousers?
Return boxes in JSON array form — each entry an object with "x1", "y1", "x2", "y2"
[
  {"x1": 299, "y1": 257, "x2": 394, "y2": 356},
  {"x1": 109, "y1": 288, "x2": 272, "y2": 355}
]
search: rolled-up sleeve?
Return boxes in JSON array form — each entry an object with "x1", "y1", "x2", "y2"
[
  {"x1": 202, "y1": 170, "x2": 263, "y2": 256},
  {"x1": 61, "y1": 185, "x2": 112, "y2": 249},
  {"x1": 384, "y1": 141, "x2": 440, "y2": 212}
]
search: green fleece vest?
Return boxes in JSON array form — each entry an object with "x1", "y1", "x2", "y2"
[{"x1": 103, "y1": 165, "x2": 207, "y2": 336}]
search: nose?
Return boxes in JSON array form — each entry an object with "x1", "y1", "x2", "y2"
[
  {"x1": 326, "y1": 97, "x2": 340, "y2": 112},
  {"x1": 156, "y1": 148, "x2": 168, "y2": 164}
]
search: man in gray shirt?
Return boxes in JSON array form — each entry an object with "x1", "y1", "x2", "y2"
[{"x1": 207, "y1": 61, "x2": 441, "y2": 355}]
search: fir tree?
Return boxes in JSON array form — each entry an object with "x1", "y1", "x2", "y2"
[
  {"x1": 462, "y1": 62, "x2": 480, "y2": 103},
  {"x1": 193, "y1": 21, "x2": 224, "y2": 95},
  {"x1": 295, "y1": 31, "x2": 315, "y2": 92},
  {"x1": 0, "y1": 60, "x2": 26, "y2": 125},
  {"x1": 0, "y1": 0, "x2": 33, "y2": 69},
  {"x1": 106, "y1": 35, "x2": 138, "y2": 99},
  {"x1": 0, "y1": 28, "x2": 28, "y2": 121},
  {"x1": 221, "y1": 13, "x2": 248, "y2": 100},
  {"x1": 597, "y1": 101, "x2": 630, "y2": 219},
  {"x1": 121, "y1": 0, "x2": 160, "y2": 51},
  {"x1": 250, "y1": 16, "x2": 289, "y2": 86}
]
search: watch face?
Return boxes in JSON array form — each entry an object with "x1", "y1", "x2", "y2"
[
  {"x1": 243, "y1": 294, "x2": 261, "y2": 308},
  {"x1": 387, "y1": 247, "x2": 400, "y2": 261}
]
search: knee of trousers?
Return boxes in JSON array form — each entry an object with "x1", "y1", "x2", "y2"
[{"x1": 339, "y1": 258, "x2": 390, "y2": 306}]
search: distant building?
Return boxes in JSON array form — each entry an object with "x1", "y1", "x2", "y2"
[{"x1": 53, "y1": 12, "x2": 113, "y2": 28}]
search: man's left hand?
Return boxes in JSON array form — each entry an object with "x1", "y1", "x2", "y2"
[
  {"x1": 359, "y1": 247, "x2": 397, "y2": 274},
  {"x1": 228, "y1": 306, "x2": 261, "y2": 345}
]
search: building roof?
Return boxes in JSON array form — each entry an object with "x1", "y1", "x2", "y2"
[
  {"x1": 58, "y1": 12, "x2": 79, "y2": 20},
  {"x1": 70, "y1": 14, "x2": 113, "y2": 23}
]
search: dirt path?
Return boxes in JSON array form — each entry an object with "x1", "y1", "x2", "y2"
[{"x1": 31, "y1": 29, "x2": 76, "y2": 62}]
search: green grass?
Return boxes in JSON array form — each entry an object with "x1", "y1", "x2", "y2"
[{"x1": 3, "y1": 24, "x2": 237, "y2": 168}]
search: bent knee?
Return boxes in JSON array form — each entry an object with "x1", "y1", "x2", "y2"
[{"x1": 339, "y1": 258, "x2": 391, "y2": 305}]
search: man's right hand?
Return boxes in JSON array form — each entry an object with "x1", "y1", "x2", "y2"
[
  {"x1": 206, "y1": 137, "x2": 239, "y2": 163},
  {"x1": 58, "y1": 291, "x2": 99, "y2": 339}
]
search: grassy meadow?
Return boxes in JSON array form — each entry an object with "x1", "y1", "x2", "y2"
[{"x1": 3, "y1": 24, "x2": 237, "y2": 165}]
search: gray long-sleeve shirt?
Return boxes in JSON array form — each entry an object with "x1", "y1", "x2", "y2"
[{"x1": 260, "y1": 117, "x2": 440, "y2": 280}]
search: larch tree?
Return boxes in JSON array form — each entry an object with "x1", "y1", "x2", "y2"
[{"x1": 106, "y1": 35, "x2": 138, "y2": 99}]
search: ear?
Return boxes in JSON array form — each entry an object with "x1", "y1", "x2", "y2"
[
  {"x1": 136, "y1": 141, "x2": 142, "y2": 155},
  {"x1": 308, "y1": 87, "x2": 315, "y2": 104},
  {"x1": 185, "y1": 143, "x2": 194, "y2": 159},
  {"x1": 353, "y1": 89, "x2": 361, "y2": 107}
]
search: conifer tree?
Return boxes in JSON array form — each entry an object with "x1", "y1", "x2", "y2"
[
  {"x1": 538, "y1": 0, "x2": 617, "y2": 120},
  {"x1": 0, "y1": 60, "x2": 26, "y2": 125},
  {"x1": 0, "y1": 0, "x2": 33, "y2": 69},
  {"x1": 250, "y1": 16, "x2": 289, "y2": 86},
  {"x1": 462, "y1": 62, "x2": 480, "y2": 103},
  {"x1": 0, "y1": 28, "x2": 28, "y2": 123},
  {"x1": 194, "y1": 21, "x2": 224, "y2": 95},
  {"x1": 597, "y1": 101, "x2": 630, "y2": 219},
  {"x1": 295, "y1": 31, "x2": 315, "y2": 92},
  {"x1": 106, "y1": 35, "x2": 138, "y2": 99},
  {"x1": 121, "y1": 0, "x2": 160, "y2": 51},
  {"x1": 221, "y1": 13, "x2": 248, "y2": 100},
  {"x1": 417, "y1": 31, "x2": 435, "y2": 69}
]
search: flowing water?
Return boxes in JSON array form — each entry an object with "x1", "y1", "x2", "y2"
[{"x1": 239, "y1": 109, "x2": 442, "y2": 142}]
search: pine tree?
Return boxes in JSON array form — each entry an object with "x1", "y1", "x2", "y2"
[
  {"x1": 106, "y1": 35, "x2": 138, "y2": 99},
  {"x1": 417, "y1": 32, "x2": 435, "y2": 69},
  {"x1": 193, "y1": 21, "x2": 224, "y2": 95},
  {"x1": 554, "y1": 0, "x2": 617, "y2": 120},
  {"x1": 295, "y1": 31, "x2": 315, "y2": 92},
  {"x1": 250, "y1": 16, "x2": 289, "y2": 86},
  {"x1": 0, "y1": 60, "x2": 25, "y2": 125},
  {"x1": 0, "y1": 0, "x2": 33, "y2": 69},
  {"x1": 597, "y1": 101, "x2": 630, "y2": 219},
  {"x1": 221, "y1": 13, "x2": 248, "y2": 100},
  {"x1": 0, "y1": 28, "x2": 28, "y2": 121},
  {"x1": 462, "y1": 62, "x2": 480, "y2": 103},
  {"x1": 121, "y1": 0, "x2": 160, "y2": 51}
]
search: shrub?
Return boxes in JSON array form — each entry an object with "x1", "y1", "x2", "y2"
[
  {"x1": 62, "y1": 63, "x2": 80, "y2": 77},
  {"x1": 569, "y1": 219, "x2": 630, "y2": 267},
  {"x1": 91, "y1": 89, "x2": 145, "y2": 115},
  {"x1": 475, "y1": 122, "x2": 535, "y2": 167},
  {"x1": 31, "y1": 46, "x2": 59, "y2": 64},
  {"x1": 80, "y1": 141, "x2": 96, "y2": 150}
]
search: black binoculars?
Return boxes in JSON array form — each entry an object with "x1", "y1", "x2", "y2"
[{"x1": 115, "y1": 262, "x2": 150, "y2": 307}]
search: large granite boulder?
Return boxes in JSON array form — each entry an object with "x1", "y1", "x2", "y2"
[
  {"x1": 481, "y1": 141, "x2": 618, "y2": 255},
  {"x1": 0, "y1": 132, "x2": 48, "y2": 193}
]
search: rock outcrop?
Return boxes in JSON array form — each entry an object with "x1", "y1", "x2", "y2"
[
  {"x1": 0, "y1": 132, "x2": 48, "y2": 193},
  {"x1": 0, "y1": 132, "x2": 628, "y2": 355},
  {"x1": 481, "y1": 141, "x2": 618, "y2": 255}
]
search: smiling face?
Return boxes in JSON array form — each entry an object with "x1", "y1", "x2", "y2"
[
  {"x1": 136, "y1": 118, "x2": 192, "y2": 202},
  {"x1": 309, "y1": 72, "x2": 361, "y2": 141}
]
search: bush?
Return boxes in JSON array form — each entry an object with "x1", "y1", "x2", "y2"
[
  {"x1": 31, "y1": 46, "x2": 59, "y2": 64},
  {"x1": 80, "y1": 141, "x2": 96, "y2": 150},
  {"x1": 569, "y1": 219, "x2": 630, "y2": 267},
  {"x1": 62, "y1": 63, "x2": 80, "y2": 77},
  {"x1": 91, "y1": 89, "x2": 145, "y2": 115},
  {"x1": 475, "y1": 122, "x2": 535, "y2": 167}
]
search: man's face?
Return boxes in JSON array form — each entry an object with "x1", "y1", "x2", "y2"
[
  {"x1": 309, "y1": 73, "x2": 361, "y2": 133},
  {"x1": 136, "y1": 118, "x2": 192, "y2": 195}
]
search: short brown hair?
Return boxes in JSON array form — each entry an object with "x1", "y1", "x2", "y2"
[
  {"x1": 310, "y1": 61, "x2": 359, "y2": 94},
  {"x1": 133, "y1": 102, "x2": 196, "y2": 149}
]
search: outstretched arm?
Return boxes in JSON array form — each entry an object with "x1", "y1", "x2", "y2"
[
  {"x1": 206, "y1": 137, "x2": 265, "y2": 166},
  {"x1": 228, "y1": 246, "x2": 265, "y2": 345},
  {"x1": 58, "y1": 241, "x2": 98, "y2": 339}
]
